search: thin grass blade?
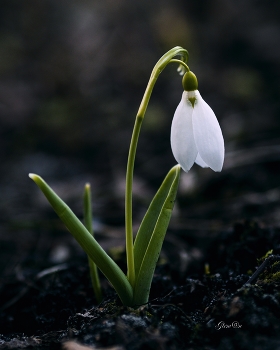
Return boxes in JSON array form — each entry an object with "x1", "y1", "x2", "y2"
[{"x1": 83, "y1": 183, "x2": 103, "y2": 303}]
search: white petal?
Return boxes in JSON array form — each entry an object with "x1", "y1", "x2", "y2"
[
  {"x1": 195, "y1": 153, "x2": 209, "y2": 168},
  {"x1": 192, "y1": 91, "x2": 224, "y2": 171},
  {"x1": 170, "y1": 92, "x2": 198, "y2": 172}
]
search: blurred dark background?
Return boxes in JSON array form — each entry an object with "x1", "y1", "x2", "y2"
[{"x1": 1, "y1": 0, "x2": 280, "y2": 281}]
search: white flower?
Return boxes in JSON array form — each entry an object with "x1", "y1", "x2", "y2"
[{"x1": 171, "y1": 90, "x2": 224, "y2": 172}]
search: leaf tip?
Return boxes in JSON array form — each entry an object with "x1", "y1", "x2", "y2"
[
  {"x1": 29, "y1": 172, "x2": 41, "y2": 179},
  {"x1": 29, "y1": 173, "x2": 43, "y2": 186},
  {"x1": 85, "y1": 182, "x2": 91, "y2": 190},
  {"x1": 172, "y1": 164, "x2": 181, "y2": 174}
]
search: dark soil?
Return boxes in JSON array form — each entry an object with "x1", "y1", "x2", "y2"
[{"x1": 1, "y1": 221, "x2": 280, "y2": 350}]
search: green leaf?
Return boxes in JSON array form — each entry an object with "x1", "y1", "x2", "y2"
[
  {"x1": 83, "y1": 183, "x2": 103, "y2": 304},
  {"x1": 29, "y1": 174, "x2": 133, "y2": 306},
  {"x1": 132, "y1": 165, "x2": 180, "y2": 305}
]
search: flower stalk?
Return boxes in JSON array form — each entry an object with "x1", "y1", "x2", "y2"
[{"x1": 125, "y1": 47, "x2": 189, "y2": 287}]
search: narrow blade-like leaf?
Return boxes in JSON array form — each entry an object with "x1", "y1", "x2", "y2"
[
  {"x1": 83, "y1": 183, "x2": 102, "y2": 303},
  {"x1": 29, "y1": 174, "x2": 133, "y2": 306},
  {"x1": 133, "y1": 165, "x2": 180, "y2": 305},
  {"x1": 134, "y1": 165, "x2": 180, "y2": 277}
]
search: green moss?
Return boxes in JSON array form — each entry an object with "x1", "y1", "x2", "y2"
[
  {"x1": 271, "y1": 271, "x2": 280, "y2": 282},
  {"x1": 271, "y1": 261, "x2": 280, "y2": 273},
  {"x1": 259, "y1": 261, "x2": 280, "y2": 283},
  {"x1": 263, "y1": 271, "x2": 280, "y2": 284},
  {"x1": 257, "y1": 249, "x2": 273, "y2": 264}
]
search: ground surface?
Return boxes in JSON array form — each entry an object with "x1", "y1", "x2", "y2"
[{"x1": 1, "y1": 221, "x2": 280, "y2": 349}]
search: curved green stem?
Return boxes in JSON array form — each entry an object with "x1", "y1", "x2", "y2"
[
  {"x1": 125, "y1": 46, "x2": 189, "y2": 287},
  {"x1": 169, "y1": 59, "x2": 190, "y2": 72}
]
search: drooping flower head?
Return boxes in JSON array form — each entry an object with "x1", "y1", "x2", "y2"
[{"x1": 171, "y1": 70, "x2": 224, "y2": 172}]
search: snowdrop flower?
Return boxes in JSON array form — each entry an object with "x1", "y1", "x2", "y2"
[{"x1": 171, "y1": 71, "x2": 224, "y2": 172}]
